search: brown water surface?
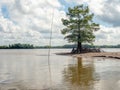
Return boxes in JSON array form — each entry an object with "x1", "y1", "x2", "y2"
[{"x1": 0, "y1": 49, "x2": 120, "y2": 90}]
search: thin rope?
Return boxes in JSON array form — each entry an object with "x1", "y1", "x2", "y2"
[{"x1": 48, "y1": 9, "x2": 54, "y2": 90}]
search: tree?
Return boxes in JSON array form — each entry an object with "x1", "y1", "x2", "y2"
[{"x1": 61, "y1": 5, "x2": 100, "y2": 53}]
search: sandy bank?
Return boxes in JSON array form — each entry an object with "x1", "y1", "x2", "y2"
[{"x1": 73, "y1": 52, "x2": 120, "y2": 59}]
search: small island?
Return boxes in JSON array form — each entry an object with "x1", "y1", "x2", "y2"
[{"x1": 59, "y1": 5, "x2": 120, "y2": 59}]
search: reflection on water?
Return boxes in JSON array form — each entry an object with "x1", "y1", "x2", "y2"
[
  {"x1": 62, "y1": 57, "x2": 96, "y2": 90},
  {"x1": 0, "y1": 49, "x2": 120, "y2": 90}
]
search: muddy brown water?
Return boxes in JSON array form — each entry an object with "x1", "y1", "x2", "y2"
[{"x1": 0, "y1": 49, "x2": 120, "y2": 90}]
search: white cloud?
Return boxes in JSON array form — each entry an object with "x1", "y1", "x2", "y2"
[
  {"x1": 0, "y1": 0, "x2": 120, "y2": 46},
  {"x1": 65, "y1": 0, "x2": 120, "y2": 45},
  {"x1": 89, "y1": 0, "x2": 120, "y2": 45},
  {"x1": 0, "y1": 0, "x2": 66, "y2": 46},
  {"x1": 70, "y1": 0, "x2": 120, "y2": 27},
  {"x1": 94, "y1": 26, "x2": 120, "y2": 45}
]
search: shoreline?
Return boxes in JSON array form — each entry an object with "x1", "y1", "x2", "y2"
[
  {"x1": 73, "y1": 52, "x2": 120, "y2": 59},
  {"x1": 56, "y1": 52, "x2": 120, "y2": 59}
]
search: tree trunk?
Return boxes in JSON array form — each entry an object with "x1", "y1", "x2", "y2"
[{"x1": 77, "y1": 41, "x2": 82, "y2": 53}]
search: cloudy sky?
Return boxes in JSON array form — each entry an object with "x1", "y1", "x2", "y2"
[{"x1": 0, "y1": 0, "x2": 120, "y2": 46}]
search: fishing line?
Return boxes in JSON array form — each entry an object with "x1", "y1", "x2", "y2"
[{"x1": 48, "y1": 9, "x2": 54, "y2": 90}]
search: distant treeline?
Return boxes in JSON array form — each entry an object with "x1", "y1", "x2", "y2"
[
  {"x1": 62, "y1": 44, "x2": 120, "y2": 48},
  {"x1": 0, "y1": 43, "x2": 34, "y2": 49},
  {"x1": 0, "y1": 43, "x2": 120, "y2": 49}
]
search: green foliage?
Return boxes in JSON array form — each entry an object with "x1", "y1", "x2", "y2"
[
  {"x1": 61, "y1": 5, "x2": 100, "y2": 44},
  {"x1": 0, "y1": 43, "x2": 34, "y2": 49},
  {"x1": 8, "y1": 43, "x2": 34, "y2": 49},
  {"x1": 44, "y1": 45, "x2": 51, "y2": 48},
  {"x1": 0, "y1": 45, "x2": 8, "y2": 49}
]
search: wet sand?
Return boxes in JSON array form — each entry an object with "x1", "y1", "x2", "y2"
[{"x1": 74, "y1": 52, "x2": 120, "y2": 59}]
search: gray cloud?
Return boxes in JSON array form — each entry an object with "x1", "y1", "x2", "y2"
[
  {"x1": 67, "y1": 0, "x2": 120, "y2": 27},
  {"x1": 97, "y1": 0, "x2": 120, "y2": 27}
]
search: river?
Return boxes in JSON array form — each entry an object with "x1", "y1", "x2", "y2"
[{"x1": 0, "y1": 48, "x2": 120, "y2": 90}]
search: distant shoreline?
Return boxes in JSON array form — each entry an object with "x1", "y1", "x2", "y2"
[
  {"x1": 0, "y1": 48, "x2": 72, "y2": 49},
  {"x1": 0, "y1": 43, "x2": 120, "y2": 49},
  {"x1": 0, "y1": 47, "x2": 120, "y2": 49}
]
